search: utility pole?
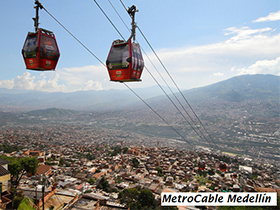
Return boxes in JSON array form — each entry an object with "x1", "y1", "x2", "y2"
[
  {"x1": 41, "y1": 175, "x2": 47, "y2": 210},
  {"x1": 42, "y1": 185, "x2": 45, "y2": 210},
  {"x1": 0, "y1": 182, "x2": 2, "y2": 203}
]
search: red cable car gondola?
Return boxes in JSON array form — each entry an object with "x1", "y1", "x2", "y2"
[
  {"x1": 22, "y1": 0, "x2": 60, "y2": 71},
  {"x1": 106, "y1": 39, "x2": 144, "y2": 82},
  {"x1": 198, "y1": 160, "x2": 206, "y2": 170},
  {"x1": 106, "y1": 5, "x2": 144, "y2": 82},
  {"x1": 22, "y1": 28, "x2": 60, "y2": 71},
  {"x1": 219, "y1": 161, "x2": 227, "y2": 172}
]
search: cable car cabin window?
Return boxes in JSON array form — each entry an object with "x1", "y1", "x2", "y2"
[
  {"x1": 40, "y1": 35, "x2": 59, "y2": 60},
  {"x1": 22, "y1": 35, "x2": 38, "y2": 59},
  {"x1": 107, "y1": 44, "x2": 129, "y2": 70},
  {"x1": 132, "y1": 45, "x2": 144, "y2": 70},
  {"x1": 133, "y1": 45, "x2": 141, "y2": 55}
]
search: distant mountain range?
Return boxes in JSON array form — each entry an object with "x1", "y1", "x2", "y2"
[
  {"x1": 146, "y1": 74, "x2": 279, "y2": 108},
  {"x1": 0, "y1": 74, "x2": 279, "y2": 158},
  {"x1": 0, "y1": 74, "x2": 279, "y2": 112},
  {"x1": 0, "y1": 85, "x2": 172, "y2": 112}
]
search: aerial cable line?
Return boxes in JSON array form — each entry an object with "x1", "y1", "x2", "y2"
[
  {"x1": 119, "y1": 4, "x2": 220, "y2": 150},
  {"x1": 41, "y1": 3, "x2": 105, "y2": 67},
  {"x1": 119, "y1": 0, "x2": 128, "y2": 11},
  {"x1": 107, "y1": 0, "x2": 215, "y2": 150},
  {"x1": 108, "y1": 0, "x2": 130, "y2": 32},
  {"x1": 140, "y1": 47, "x2": 216, "y2": 149},
  {"x1": 144, "y1": 65, "x2": 214, "y2": 149},
  {"x1": 113, "y1": 0, "x2": 217, "y2": 150},
  {"x1": 137, "y1": 26, "x2": 220, "y2": 151},
  {"x1": 41, "y1": 0, "x2": 196, "y2": 150},
  {"x1": 123, "y1": 83, "x2": 195, "y2": 150},
  {"x1": 92, "y1": 0, "x2": 126, "y2": 40},
  {"x1": 92, "y1": 0, "x2": 197, "y2": 149},
  {"x1": 97, "y1": 0, "x2": 207, "y2": 148}
]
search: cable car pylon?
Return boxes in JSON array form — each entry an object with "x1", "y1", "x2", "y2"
[
  {"x1": 22, "y1": 0, "x2": 60, "y2": 71},
  {"x1": 106, "y1": 5, "x2": 144, "y2": 82}
]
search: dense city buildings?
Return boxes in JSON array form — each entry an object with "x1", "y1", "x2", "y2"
[{"x1": 0, "y1": 124, "x2": 279, "y2": 209}]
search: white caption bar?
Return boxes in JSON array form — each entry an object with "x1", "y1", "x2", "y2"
[{"x1": 161, "y1": 192, "x2": 277, "y2": 206}]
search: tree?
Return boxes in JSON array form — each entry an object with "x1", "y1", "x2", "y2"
[
  {"x1": 138, "y1": 189, "x2": 158, "y2": 209},
  {"x1": 85, "y1": 153, "x2": 95, "y2": 161},
  {"x1": 132, "y1": 157, "x2": 139, "y2": 168},
  {"x1": 156, "y1": 166, "x2": 164, "y2": 177},
  {"x1": 7, "y1": 156, "x2": 39, "y2": 188},
  {"x1": 87, "y1": 178, "x2": 95, "y2": 185},
  {"x1": 118, "y1": 188, "x2": 158, "y2": 210},
  {"x1": 115, "y1": 175, "x2": 123, "y2": 184},
  {"x1": 58, "y1": 158, "x2": 65, "y2": 166},
  {"x1": 109, "y1": 146, "x2": 121, "y2": 156},
  {"x1": 97, "y1": 176, "x2": 109, "y2": 191},
  {"x1": 118, "y1": 188, "x2": 140, "y2": 207},
  {"x1": 97, "y1": 176, "x2": 117, "y2": 193},
  {"x1": 123, "y1": 147, "x2": 128, "y2": 154}
]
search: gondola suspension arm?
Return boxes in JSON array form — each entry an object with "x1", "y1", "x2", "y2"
[
  {"x1": 127, "y1": 5, "x2": 138, "y2": 42},
  {"x1": 33, "y1": 0, "x2": 44, "y2": 32}
]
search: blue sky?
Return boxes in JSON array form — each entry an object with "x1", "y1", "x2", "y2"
[{"x1": 0, "y1": 0, "x2": 279, "y2": 92}]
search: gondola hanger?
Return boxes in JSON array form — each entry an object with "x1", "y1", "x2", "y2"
[{"x1": 22, "y1": 0, "x2": 60, "y2": 71}]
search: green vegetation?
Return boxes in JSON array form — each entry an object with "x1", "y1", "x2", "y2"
[
  {"x1": 123, "y1": 147, "x2": 128, "y2": 154},
  {"x1": 26, "y1": 108, "x2": 78, "y2": 117},
  {"x1": 97, "y1": 176, "x2": 117, "y2": 193},
  {"x1": 195, "y1": 175, "x2": 208, "y2": 185},
  {"x1": 251, "y1": 171, "x2": 259, "y2": 180},
  {"x1": 85, "y1": 153, "x2": 95, "y2": 160},
  {"x1": 12, "y1": 195, "x2": 24, "y2": 209},
  {"x1": 115, "y1": 175, "x2": 123, "y2": 184},
  {"x1": 1, "y1": 156, "x2": 39, "y2": 188},
  {"x1": 84, "y1": 189, "x2": 93, "y2": 193},
  {"x1": 132, "y1": 157, "x2": 139, "y2": 168},
  {"x1": 197, "y1": 169, "x2": 208, "y2": 177},
  {"x1": 87, "y1": 177, "x2": 96, "y2": 185},
  {"x1": 76, "y1": 151, "x2": 95, "y2": 161},
  {"x1": 109, "y1": 146, "x2": 121, "y2": 156},
  {"x1": 18, "y1": 197, "x2": 36, "y2": 210},
  {"x1": 0, "y1": 143, "x2": 23, "y2": 153},
  {"x1": 58, "y1": 158, "x2": 65, "y2": 166},
  {"x1": 118, "y1": 187, "x2": 158, "y2": 210},
  {"x1": 156, "y1": 166, "x2": 164, "y2": 177},
  {"x1": 108, "y1": 146, "x2": 128, "y2": 156}
]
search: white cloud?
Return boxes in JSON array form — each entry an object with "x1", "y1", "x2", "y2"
[
  {"x1": 0, "y1": 72, "x2": 67, "y2": 92},
  {"x1": 236, "y1": 57, "x2": 280, "y2": 75},
  {"x1": 2, "y1": 23, "x2": 279, "y2": 92},
  {"x1": 78, "y1": 80, "x2": 103, "y2": 91},
  {"x1": 59, "y1": 65, "x2": 108, "y2": 90},
  {"x1": 151, "y1": 26, "x2": 280, "y2": 76},
  {"x1": 141, "y1": 25, "x2": 280, "y2": 90},
  {"x1": 224, "y1": 27, "x2": 273, "y2": 42},
  {"x1": 0, "y1": 65, "x2": 123, "y2": 92},
  {"x1": 253, "y1": 10, "x2": 280, "y2": 22},
  {"x1": 213, "y1": 72, "x2": 224, "y2": 76}
]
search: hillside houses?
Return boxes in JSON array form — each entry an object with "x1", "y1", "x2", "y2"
[{"x1": 0, "y1": 125, "x2": 280, "y2": 209}]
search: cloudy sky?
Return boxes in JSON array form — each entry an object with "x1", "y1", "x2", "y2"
[{"x1": 0, "y1": 0, "x2": 279, "y2": 93}]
